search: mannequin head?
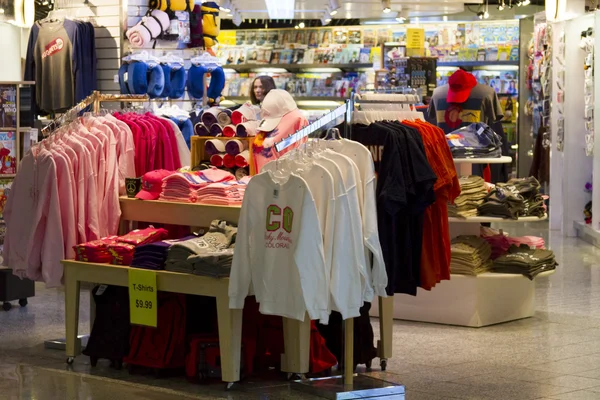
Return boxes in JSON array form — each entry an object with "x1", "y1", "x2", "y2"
[{"x1": 250, "y1": 76, "x2": 276, "y2": 105}]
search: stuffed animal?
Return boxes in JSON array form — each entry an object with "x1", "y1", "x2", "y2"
[{"x1": 201, "y1": 2, "x2": 220, "y2": 49}]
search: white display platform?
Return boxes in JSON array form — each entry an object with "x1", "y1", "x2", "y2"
[
  {"x1": 574, "y1": 221, "x2": 600, "y2": 248},
  {"x1": 449, "y1": 215, "x2": 548, "y2": 223},
  {"x1": 370, "y1": 271, "x2": 555, "y2": 327},
  {"x1": 453, "y1": 156, "x2": 513, "y2": 164}
]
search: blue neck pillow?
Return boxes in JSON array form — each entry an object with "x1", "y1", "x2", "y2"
[
  {"x1": 127, "y1": 61, "x2": 148, "y2": 95},
  {"x1": 160, "y1": 64, "x2": 172, "y2": 98},
  {"x1": 169, "y1": 66, "x2": 186, "y2": 99},
  {"x1": 187, "y1": 64, "x2": 207, "y2": 99},
  {"x1": 118, "y1": 63, "x2": 130, "y2": 94},
  {"x1": 206, "y1": 66, "x2": 225, "y2": 106},
  {"x1": 146, "y1": 64, "x2": 165, "y2": 99}
]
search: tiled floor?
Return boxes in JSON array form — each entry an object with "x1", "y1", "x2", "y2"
[{"x1": 3, "y1": 222, "x2": 600, "y2": 399}]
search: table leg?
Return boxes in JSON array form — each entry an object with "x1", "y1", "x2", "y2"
[
  {"x1": 344, "y1": 318, "x2": 354, "y2": 385},
  {"x1": 64, "y1": 266, "x2": 81, "y2": 358},
  {"x1": 281, "y1": 315, "x2": 310, "y2": 374},
  {"x1": 378, "y1": 296, "x2": 393, "y2": 360},
  {"x1": 216, "y1": 293, "x2": 242, "y2": 383}
]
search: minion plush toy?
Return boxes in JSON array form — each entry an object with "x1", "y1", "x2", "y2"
[{"x1": 201, "y1": 2, "x2": 220, "y2": 48}]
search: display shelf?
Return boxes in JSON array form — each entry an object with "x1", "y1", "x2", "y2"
[
  {"x1": 370, "y1": 270, "x2": 555, "y2": 327},
  {"x1": 0, "y1": 128, "x2": 16, "y2": 132},
  {"x1": 437, "y1": 61, "x2": 520, "y2": 68},
  {"x1": 448, "y1": 214, "x2": 548, "y2": 223},
  {"x1": 224, "y1": 96, "x2": 347, "y2": 104},
  {"x1": 453, "y1": 156, "x2": 512, "y2": 164},
  {"x1": 190, "y1": 136, "x2": 255, "y2": 175},
  {"x1": 119, "y1": 197, "x2": 241, "y2": 227},
  {"x1": 227, "y1": 63, "x2": 373, "y2": 72},
  {"x1": 61, "y1": 260, "x2": 242, "y2": 383}
]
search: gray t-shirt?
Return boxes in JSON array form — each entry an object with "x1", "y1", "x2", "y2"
[
  {"x1": 428, "y1": 83, "x2": 504, "y2": 134},
  {"x1": 31, "y1": 20, "x2": 76, "y2": 113}
]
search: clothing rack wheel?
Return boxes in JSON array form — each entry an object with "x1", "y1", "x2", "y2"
[
  {"x1": 66, "y1": 357, "x2": 74, "y2": 365},
  {"x1": 2, "y1": 302, "x2": 11, "y2": 311},
  {"x1": 380, "y1": 359, "x2": 387, "y2": 371},
  {"x1": 19, "y1": 298, "x2": 28, "y2": 307}
]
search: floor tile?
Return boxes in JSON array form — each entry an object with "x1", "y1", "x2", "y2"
[{"x1": 526, "y1": 361, "x2": 598, "y2": 375}]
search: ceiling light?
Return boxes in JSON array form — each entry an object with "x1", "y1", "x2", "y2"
[
  {"x1": 443, "y1": 15, "x2": 448, "y2": 21},
  {"x1": 320, "y1": 15, "x2": 330, "y2": 25},
  {"x1": 0, "y1": 8, "x2": 4, "y2": 13},
  {"x1": 299, "y1": 22, "x2": 305, "y2": 28},
  {"x1": 382, "y1": 0, "x2": 391, "y2": 13},
  {"x1": 498, "y1": 1, "x2": 505, "y2": 10},
  {"x1": 295, "y1": 25, "x2": 299, "y2": 29},
  {"x1": 522, "y1": 0, "x2": 530, "y2": 4},
  {"x1": 219, "y1": 0, "x2": 232, "y2": 12},
  {"x1": 477, "y1": 11, "x2": 484, "y2": 18},
  {"x1": 396, "y1": 16, "x2": 406, "y2": 22},
  {"x1": 265, "y1": 0, "x2": 295, "y2": 19},
  {"x1": 483, "y1": 10, "x2": 489, "y2": 18},
  {"x1": 329, "y1": 0, "x2": 341, "y2": 13}
]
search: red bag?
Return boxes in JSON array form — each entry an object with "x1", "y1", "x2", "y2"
[{"x1": 124, "y1": 292, "x2": 186, "y2": 369}]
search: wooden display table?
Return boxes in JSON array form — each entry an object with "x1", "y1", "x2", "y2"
[{"x1": 62, "y1": 260, "x2": 243, "y2": 383}]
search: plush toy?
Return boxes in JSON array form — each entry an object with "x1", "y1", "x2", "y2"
[{"x1": 201, "y1": 2, "x2": 220, "y2": 49}]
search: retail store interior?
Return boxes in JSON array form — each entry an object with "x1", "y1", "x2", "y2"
[{"x1": 3, "y1": 0, "x2": 600, "y2": 399}]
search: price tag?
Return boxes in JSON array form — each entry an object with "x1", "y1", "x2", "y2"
[{"x1": 128, "y1": 269, "x2": 157, "y2": 327}]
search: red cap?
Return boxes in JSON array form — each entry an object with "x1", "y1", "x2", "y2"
[
  {"x1": 135, "y1": 169, "x2": 172, "y2": 200},
  {"x1": 447, "y1": 69, "x2": 477, "y2": 104}
]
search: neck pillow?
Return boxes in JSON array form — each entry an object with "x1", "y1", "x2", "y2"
[
  {"x1": 159, "y1": 64, "x2": 172, "y2": 98},
  {"x1": 126, "y1": 10, "x2": 170, "y2": 48},
  {"x1": 206, "y1": 66, "x2": 225, "y2": 106},
  {"x1": 188, "y1": 5, "x2": 204, "y2": 48},
  {"x1": 127, "y1": 61, "x2": 148, "y2": 95},
  {"x1": 210, "y1": 153, "x2": 224, "y2": 167},
  {"x1": 231, "y1": 103, "x2": 257, "y2": 124},
  {"x1": 236, "y1": 121, "x2": 259, "y2": 137},
  {"x1": 118, "y1": 63, "x2": 130, "y2": 94},
  {"x1": 149, "y1": 0, "x2": 194, "y2": 12},
  {"x1": 187, "y1": 64, "x2": 207, "y2": 99},
  {"x1": 147, "y1": 64, "x2": 165, "y2": 98},
  {"x1": 201, "y1": 2, "x2": 220, "y2": 48},
  {"x1": 169, "y1": 66, "x2": 186, "y2": 99},
  {"x1": 235, "y1": 150, "x2": 249, "y2": 168}
]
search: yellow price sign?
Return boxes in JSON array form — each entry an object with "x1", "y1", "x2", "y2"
[{"x1": 128, "y1": 269, "x2": 157, "y2": 327}]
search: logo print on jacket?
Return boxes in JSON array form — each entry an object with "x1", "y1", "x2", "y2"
[
  {"x1": 42, "y1": 38, "x2": 64, "y2": 59},
  {"x1": 264, "y1": 205, "x2": 294, "y2": 249}
]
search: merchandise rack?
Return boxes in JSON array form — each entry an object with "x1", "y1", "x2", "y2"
[
  {"x1": 226, "y1": 63, "x2": 373, "y2": 72},
  {"x1": 371, "y1": 156, "x2": 554, "y2": 327}
]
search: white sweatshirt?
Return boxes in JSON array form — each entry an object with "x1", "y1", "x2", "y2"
[
  {"x1": 313, "y1": 156, "x2": 364, "y2": 319},
  {"x1": 319, "y1": 150, "x2": 373, "y2": 302},
  {"x1": 229, "y1": 171, "x2": 330, "y2": 324},
  {"x1": 327, "y1": 139, "x2": 388, "y2": 297}
]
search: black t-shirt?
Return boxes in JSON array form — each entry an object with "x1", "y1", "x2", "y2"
[{"x1": 353, "y1": 122, "x2": 437, "y2": 296}]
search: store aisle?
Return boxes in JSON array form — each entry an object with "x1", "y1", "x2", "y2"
[{"x1": 3, "y1": 222, "x2": 600, "y2": 399}]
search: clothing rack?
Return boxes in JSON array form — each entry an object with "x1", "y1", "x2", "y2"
[
  {"x1": 273, "y1": 100, "x2": 394, "y2": 391},
  {"x1": 41, "y1": 91, "x2": 150, "y2": 136}
]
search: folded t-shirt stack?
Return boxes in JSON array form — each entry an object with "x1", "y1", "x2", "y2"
[
  {"x1": 478, "y1": 176, "x2": 545, "y2": 219},
  {"x1": 480, "y1": 226, "x2": 546, "y2": 260},
  {"x1": 165, "y1": 220, "x2": 237, "y2": 278},
  {"x1": 131, "y1": 236, "x2": 196, "y2": 270},
  {"x1": 448, "y1": 176, "x2": 488, "y2": 218},
  {"x1": 446, "y1": 122, "x2": 503, "y2": 159},
  {"x1": 490, "y1": 244, "x2": 557, "y2": 279},
  {"x1": 74, "y1": 227, "x2": 169, "y2": 265},
  {"x1": 73, "y1": 236, "x2": 120, "y2": 263},
  {"x1": 450, "y1": 235, "x2": 493, "y2": 275},
  {"x1": 161, "y1": 168, "x2": 250, "y2": 204}
]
